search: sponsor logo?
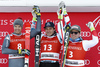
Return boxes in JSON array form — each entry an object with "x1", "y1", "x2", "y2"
[
  {"x1": 97, "y1": 46, "x2": 100, "y2": 51},
  {"x1": 10, "y1": 39, "x2": 25, "y2": 42},
  {"x1": 0, "y1": 31, "x2": 9, "y2": 37},
  {"x1": 35, "y1": 35, "x2": 40, "y2": 56},
  {"x1": 97, "y1": 60, "x2": 100, "y2": 65},
  {"x1": 41, "y1": 40, "x2": 58, "y2": 43},
  {"x1": 68, "y1": 46, "x2": 82, "y2": 50},
  {"x1": 0, "y1": 31, "x2": 9, "y2": 40},
  {"x1": 0, "y1": 19, "x2": 32, "y2": 26},
  {"x1": 65, "y1": 59, "x2": 84, "y2": 66},
  {"x1": 81, "y1": 31, "x2": 91, "y2": 37},
  {"x1": 36, "y1": 35, "x2": 40, "y2": 46},
  {"x1": 46, "y1": 22, "x2": 51, "y2": 26},
  {"x1": 65, "y1": 32, "x2": 69, "y2": 44},
  {"x1": 42, "y1": 54, "x2": 54, "y2": 57},
  {"x1": 97, "y1": 46, "x2": 100, "y2": 54},
  {"x1": 0, "y1": 58, "x2": 8, "y2": 64},
  {"x1": 66, "y1": 61, "x2": 78, "y2": 65},
  {"x1": 84, "y1": 59, "x2": 90, "y2": 65},
  {"x1": 41, "y1": 53, "x2": 59, "y2": 59}
]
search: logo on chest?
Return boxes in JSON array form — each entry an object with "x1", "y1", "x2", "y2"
[
  {"x1": 41, "y1": 40, "x2": 58, "y2": 43},
  {"x1": 68, "y1": 46, "x2": 82, "y2": 50},
  {"x1": 10, "y1": 39, "x2": 25, "y2": 42}
]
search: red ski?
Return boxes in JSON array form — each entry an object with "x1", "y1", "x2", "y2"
[{"x1": 24, "y1": 22, "x2": 31, "y2": 67}]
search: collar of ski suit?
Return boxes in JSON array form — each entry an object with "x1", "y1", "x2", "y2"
[
  {"x1": 12, "y1": 33, "x2": 22, "y2": 36},
  {"x1": 70, "y1": 37, "x2": 83, "y2": 42}
]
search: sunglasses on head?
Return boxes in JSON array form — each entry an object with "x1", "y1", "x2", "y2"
[{"x1": 70, "y1": 32, "x2": 79, "y2": 34}]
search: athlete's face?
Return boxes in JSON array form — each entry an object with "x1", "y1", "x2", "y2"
[
  {"x1": 45, "y1": 27, "x2": 55, "y2": 36},
  {"x1": 70, "y1": 30, "x2": 80, "y2": 40},
  {"x1": 14, "y1": 25, "x2": 22, "y2": 34}
]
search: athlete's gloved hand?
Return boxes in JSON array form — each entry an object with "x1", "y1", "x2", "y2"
[
  {"x1": 86, "y1": 21, "x2": 95, "y2": 32},
  {"x1": 18, "y1": 49, "x2": 30, "y2": 56},
  {"x1": 63, "y1": 7, "x2": 67, "y2": 16},
  {"x1": 57, "y1": 1, "x2": 67, "y2": 19},
  {"x1": 32, "y1": 5, "x2": 41, "y2": 17},
  {"x1": 59, "y1": 1, "x2": 67, "y2": 16},
  {"x1": 31, "y1": 10, "x2": 37, "y2": 21},
  {"x1": 57, "y1": 8, "x2": 63, "y2": 19},
  {"x1": 57, "y1": 1, "x2": 65, "y2": 19}
]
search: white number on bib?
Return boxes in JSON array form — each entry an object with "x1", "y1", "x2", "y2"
[
  {"x1": 44, "y1": 44, "x2": 52, "y2": 51},
  {"x1": 69, "y1": 51, "x2": 73, "y2": 58},
  {"x1": 17, "y1": 43, "x2": 22, "y2": 49}
]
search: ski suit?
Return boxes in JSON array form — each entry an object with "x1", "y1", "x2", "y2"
[
  {"x1": 62, "y1": 13, "x2": 99, "y2": 67},
  {"x1": 65, "y1": 27, "x2": 99, "y2": 67},
  {"x1": 2, "y1": 17, "x2": 41, "y2": 67},
  {"x1": 39, "y1": 33, "x2": 63, "y2": 67}
]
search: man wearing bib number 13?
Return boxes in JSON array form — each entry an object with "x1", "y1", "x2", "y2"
[
  {"x1": 39, "y1": 21, "x2": 63, "y2": 67},
  {"x1": 59, "y1": 1, "x2": 99, "y2": 67},
  {"x1": 39, "y1": 2, "x2": 70, "y2": 67}
]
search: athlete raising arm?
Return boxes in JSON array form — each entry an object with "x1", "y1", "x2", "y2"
[
  {"x1": 59, "y1": 2, "x2": 99, "y2": 67},
  {"x1": 2, "y1": 6, "x2": 41, "y2": 67}
]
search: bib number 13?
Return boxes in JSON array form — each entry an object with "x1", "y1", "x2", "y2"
[
  {"x1": 17, "y1": 43, "x2": 22, "y2": 49},
  {"x1": 44, "y1": 44, "x2": 52, "y2": 51}
]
